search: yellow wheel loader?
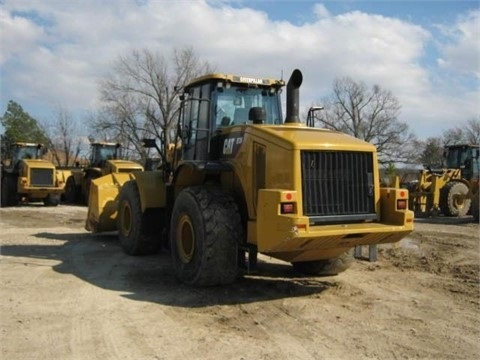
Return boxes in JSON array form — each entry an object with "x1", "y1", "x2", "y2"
[
  {"x1": 63, "y1": 142, "x2": 143, "y2": 204},
  {"x1": 404, "y1": 144, "x2": 479, "y2": 217},
  {"x1": 86, "y1": 69, "x2": 414, "y2": 286},
  {"x1": 1, "y1": 142, "x2": 66, "y2": 207}
]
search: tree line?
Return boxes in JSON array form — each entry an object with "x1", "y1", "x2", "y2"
[{"x1": 1, "y1": 46, "x2": 479, "y2": 169}]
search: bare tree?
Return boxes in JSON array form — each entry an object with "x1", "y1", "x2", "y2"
[
  {"x1": 93, "y1": 47, "x2": 214, "y2": 163},
  {"x1": 313, "y1": 77, "x2": 416, "y2": 164},
  {"x1": 443, "y1": 117, "x2": 480, "y2": 145},
  {"x1": 416, "y1": 137, "x2": 445, "y2": 168},
  {"x1": 42, "y1": 107, "x2": 84, "y2": 167}
]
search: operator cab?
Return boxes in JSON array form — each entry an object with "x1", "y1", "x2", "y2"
[
  {"x1": 7, "y1": 143, "x2": 43, "y2": 169},
  {"x1": 90, "y1": 142, "x2": 120, "y2": 168},
  {"x1": 444, "y1": 144, "x2": 480, "y2": 181},
  {"x1": 177, "y1": 73, "x2": 284, "y2": 162}
]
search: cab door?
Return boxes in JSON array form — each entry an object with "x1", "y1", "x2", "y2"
[{"x1": 181, "y1": 83, "x2": 212, "y2": 162}]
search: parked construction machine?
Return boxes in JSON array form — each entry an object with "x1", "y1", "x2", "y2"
[
  {"x1": 63, "y1": 141, "x2": 143, "y2": 204},
  {"x1": 403, "y1": 144, "x2": 479, "y2": 217},
  {"x1": 86, "y1": 69, "x2": 414, "y2": 286},
  {"x1": 1, "y1": 142, "x2": 67, "y2": 207}
]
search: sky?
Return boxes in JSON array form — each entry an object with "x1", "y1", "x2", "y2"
[{"x1": 0, "y1": 0, "x2": 479, "y2": 141}]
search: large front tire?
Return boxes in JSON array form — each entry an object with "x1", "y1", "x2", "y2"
[
  {"x1": 117, "y1": 180, "x2": 161, "y2": 255},
  {"x1": 440, "y1": 181, "x2": 471, "y2": 217},
  {"x1": 170, "y1": 187, "x2": 242, "y2": 286}
]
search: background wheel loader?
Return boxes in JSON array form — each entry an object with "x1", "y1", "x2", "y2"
[
  {"x1": 86, "y1": 69, "x2": 414, "y2": 286},
  {"x1": 63, "y1": 141, "x2": 144, "y2": 204},
  {"x1": 402, "y1": 144, "x2": 479, "y2": 218},
  {"x1": 1, "y1": 142, "x2": 67, "y2": 207}
]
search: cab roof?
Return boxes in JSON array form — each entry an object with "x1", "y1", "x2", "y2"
[
  {"x1": 90, "y1": 141, "x2": 120, "y2": 147},
  {"x1": 13, "y1": 142, "x2": 43, "y2": 148},
  {"x1": 185, "y1": 73, "x2": 285, "y2": 91}
]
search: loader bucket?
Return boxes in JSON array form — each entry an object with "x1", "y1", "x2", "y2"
[{"x1": 85, "y1": 172, "x2": 134, "y2": 233}]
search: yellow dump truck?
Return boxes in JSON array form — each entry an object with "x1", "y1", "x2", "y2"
[
  {"x1": 86, "y1": 69, "x2": 414, "y2": 286},
  {"x1": 63, "y1": 142, "x2": 143, "y2": 204},
  {"x1": 1, "y1": 142, "x2": 67, "y2": 206}
]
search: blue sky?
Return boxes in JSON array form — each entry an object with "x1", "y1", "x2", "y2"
[{"x1": 1, "y1": 0, "x2": 479, "y2": 141}]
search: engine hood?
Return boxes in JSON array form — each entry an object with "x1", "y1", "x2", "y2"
[
  {"x1": 244, "y1": 124, "x2": 377, "y2": 153},
  {"x1": 20, "y1": 159, "x2": 56, "y2": 169}
]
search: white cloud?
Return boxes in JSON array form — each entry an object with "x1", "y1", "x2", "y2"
[
  {"x1": 0, "y1": 0, "x2": 478, "y2": 139},
  {"x1": 0, "y1": 8, "x2": 46, "y2": 65},
  {"x1": 313, "y1": 4, "x2": 330, "y2": 19},
  {"x1": 436, "y1": 10, "x2": 480, "y2": 78}
]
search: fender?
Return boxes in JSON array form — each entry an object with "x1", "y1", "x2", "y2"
[
  {"x1": 131, "y1": 170, "x2": 167, "y2": 212},
  {"x1": 172, "y1": 161, "x2": 233, "y2": 196}
]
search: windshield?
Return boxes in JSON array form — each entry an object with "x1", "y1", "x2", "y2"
[
  {"x1": 15, "y1": 146, "x2": 38, "y2": 160},
  {"x1": 214, "y1": 87, "x2": 282, "y2": 127},
  {"x1": 91, "y1": 145, "x2": 117, "y2": 166},
  {"x1": 445, "y1": 147, "x2": 470, "y2": 168}
]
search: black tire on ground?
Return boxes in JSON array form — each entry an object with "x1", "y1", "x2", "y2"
[
  {"x1": 64, "y1": 177, "x2": 80, "y2": 203},
  {"x1": 117, "y1": 180, "x2": 162, "y2": 255},
  {"x1": 471, "y1": 191, "x2": 479, "y2": 222},
  {"x1": 1, "y1": 176, "x2": 18, "y2": 207},
  {"x1": 84, "y1": 176, "x2": 97, "y2": 205},
  {"x1": 440, "y1": 181, "x2": 471, "y2": 217},
  {"x1": 1, "y1": 177, "x2": 9, "y2": 207},
  {"x1": 292, "y1": 250, "x2": 354, "y2": 276},
  {"x1": 170, "y1": 186, "x2": 242, "y2": 286},
  {"x1": 43, "y1": 193, "x2": 60, "y2": 206}
]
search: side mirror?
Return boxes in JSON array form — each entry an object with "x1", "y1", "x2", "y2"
[{"x1": 142, "y1": 138, "x2": 157, "y2": 149}]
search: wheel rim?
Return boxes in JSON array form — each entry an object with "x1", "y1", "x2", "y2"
[
  {"x1": 120, "y1": 201, "x2": 132, "y2": 236},
  {"x1": 177, "y1": 214, "x2": 195, "y2": 264},
  {"x1": 453, "y1": 194, "x2": 464, "y2": 209}
]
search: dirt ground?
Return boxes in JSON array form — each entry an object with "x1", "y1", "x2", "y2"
[{"x1": 0, "y1": 204, "x2": 478, "y2": 360}]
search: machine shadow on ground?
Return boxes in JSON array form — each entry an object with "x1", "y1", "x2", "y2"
[{"x1": 1, "y1": 231, "x2": 336, "y2": 308}]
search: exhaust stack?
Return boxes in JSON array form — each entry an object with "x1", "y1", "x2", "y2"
[{"x1": 284, "y1": 69, "x2": 303, "y2": 124}]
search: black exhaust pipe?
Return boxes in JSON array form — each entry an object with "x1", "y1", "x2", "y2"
[{"x1": 284, "y1": 69, "x2": 303, "y2": 124}]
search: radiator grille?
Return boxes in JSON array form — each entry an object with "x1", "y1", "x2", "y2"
[
  {"x1": 301, "y1": 151, "x2": 376, "y2": 223},
  {"x1": 30, "y1": 168, "x2": 55, "y2": 187}
]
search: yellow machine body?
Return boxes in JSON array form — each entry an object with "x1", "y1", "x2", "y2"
[
  {"x1": 1, "y1": 142, "x2": 66, "y2": 206},
  {"x1": 64, "y1": 142, "x2": 144, "y2": 204},
  {"x1": 404, "y1": 144, "x2": 479, "y2": 217},
  {"x1": 86, "y1": 69, "x2": 414, "y2": 284},
  {"x1": 88, "y1": 123, "x2": 413, "y2": 262}
]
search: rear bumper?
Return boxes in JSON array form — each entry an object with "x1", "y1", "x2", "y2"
[{"x1": 253, "y1": 188, "x2": 414, "y2": 262}]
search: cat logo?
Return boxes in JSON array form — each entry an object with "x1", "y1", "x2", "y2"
[
  {"x1": 223, "y1": 138, "x2": 235, "y2": 155},
  {"x1": 223, "y1": 136, "x2": 243, "y2": 156}
]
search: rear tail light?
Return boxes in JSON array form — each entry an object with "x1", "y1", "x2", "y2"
[
  {"x1": 397, "y1": 199, "x2": 407, "y2": 210},
  {"x1": 281, "y1": 203, "x2": 295, "y2": 214}
]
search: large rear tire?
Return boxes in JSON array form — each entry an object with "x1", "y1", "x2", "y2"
[
  {"x1": 170, "y1": 186, "x2": 242, "y2": 286},
  {"x1": 117, "y1": 180, "x2": 162, "y2": 255},
  {"x1": 292, "y1": 250, "x2": 354, "y2": 276},
  {"x1": 440, "y1": 181, "x2": 471, "y2": 217}
]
